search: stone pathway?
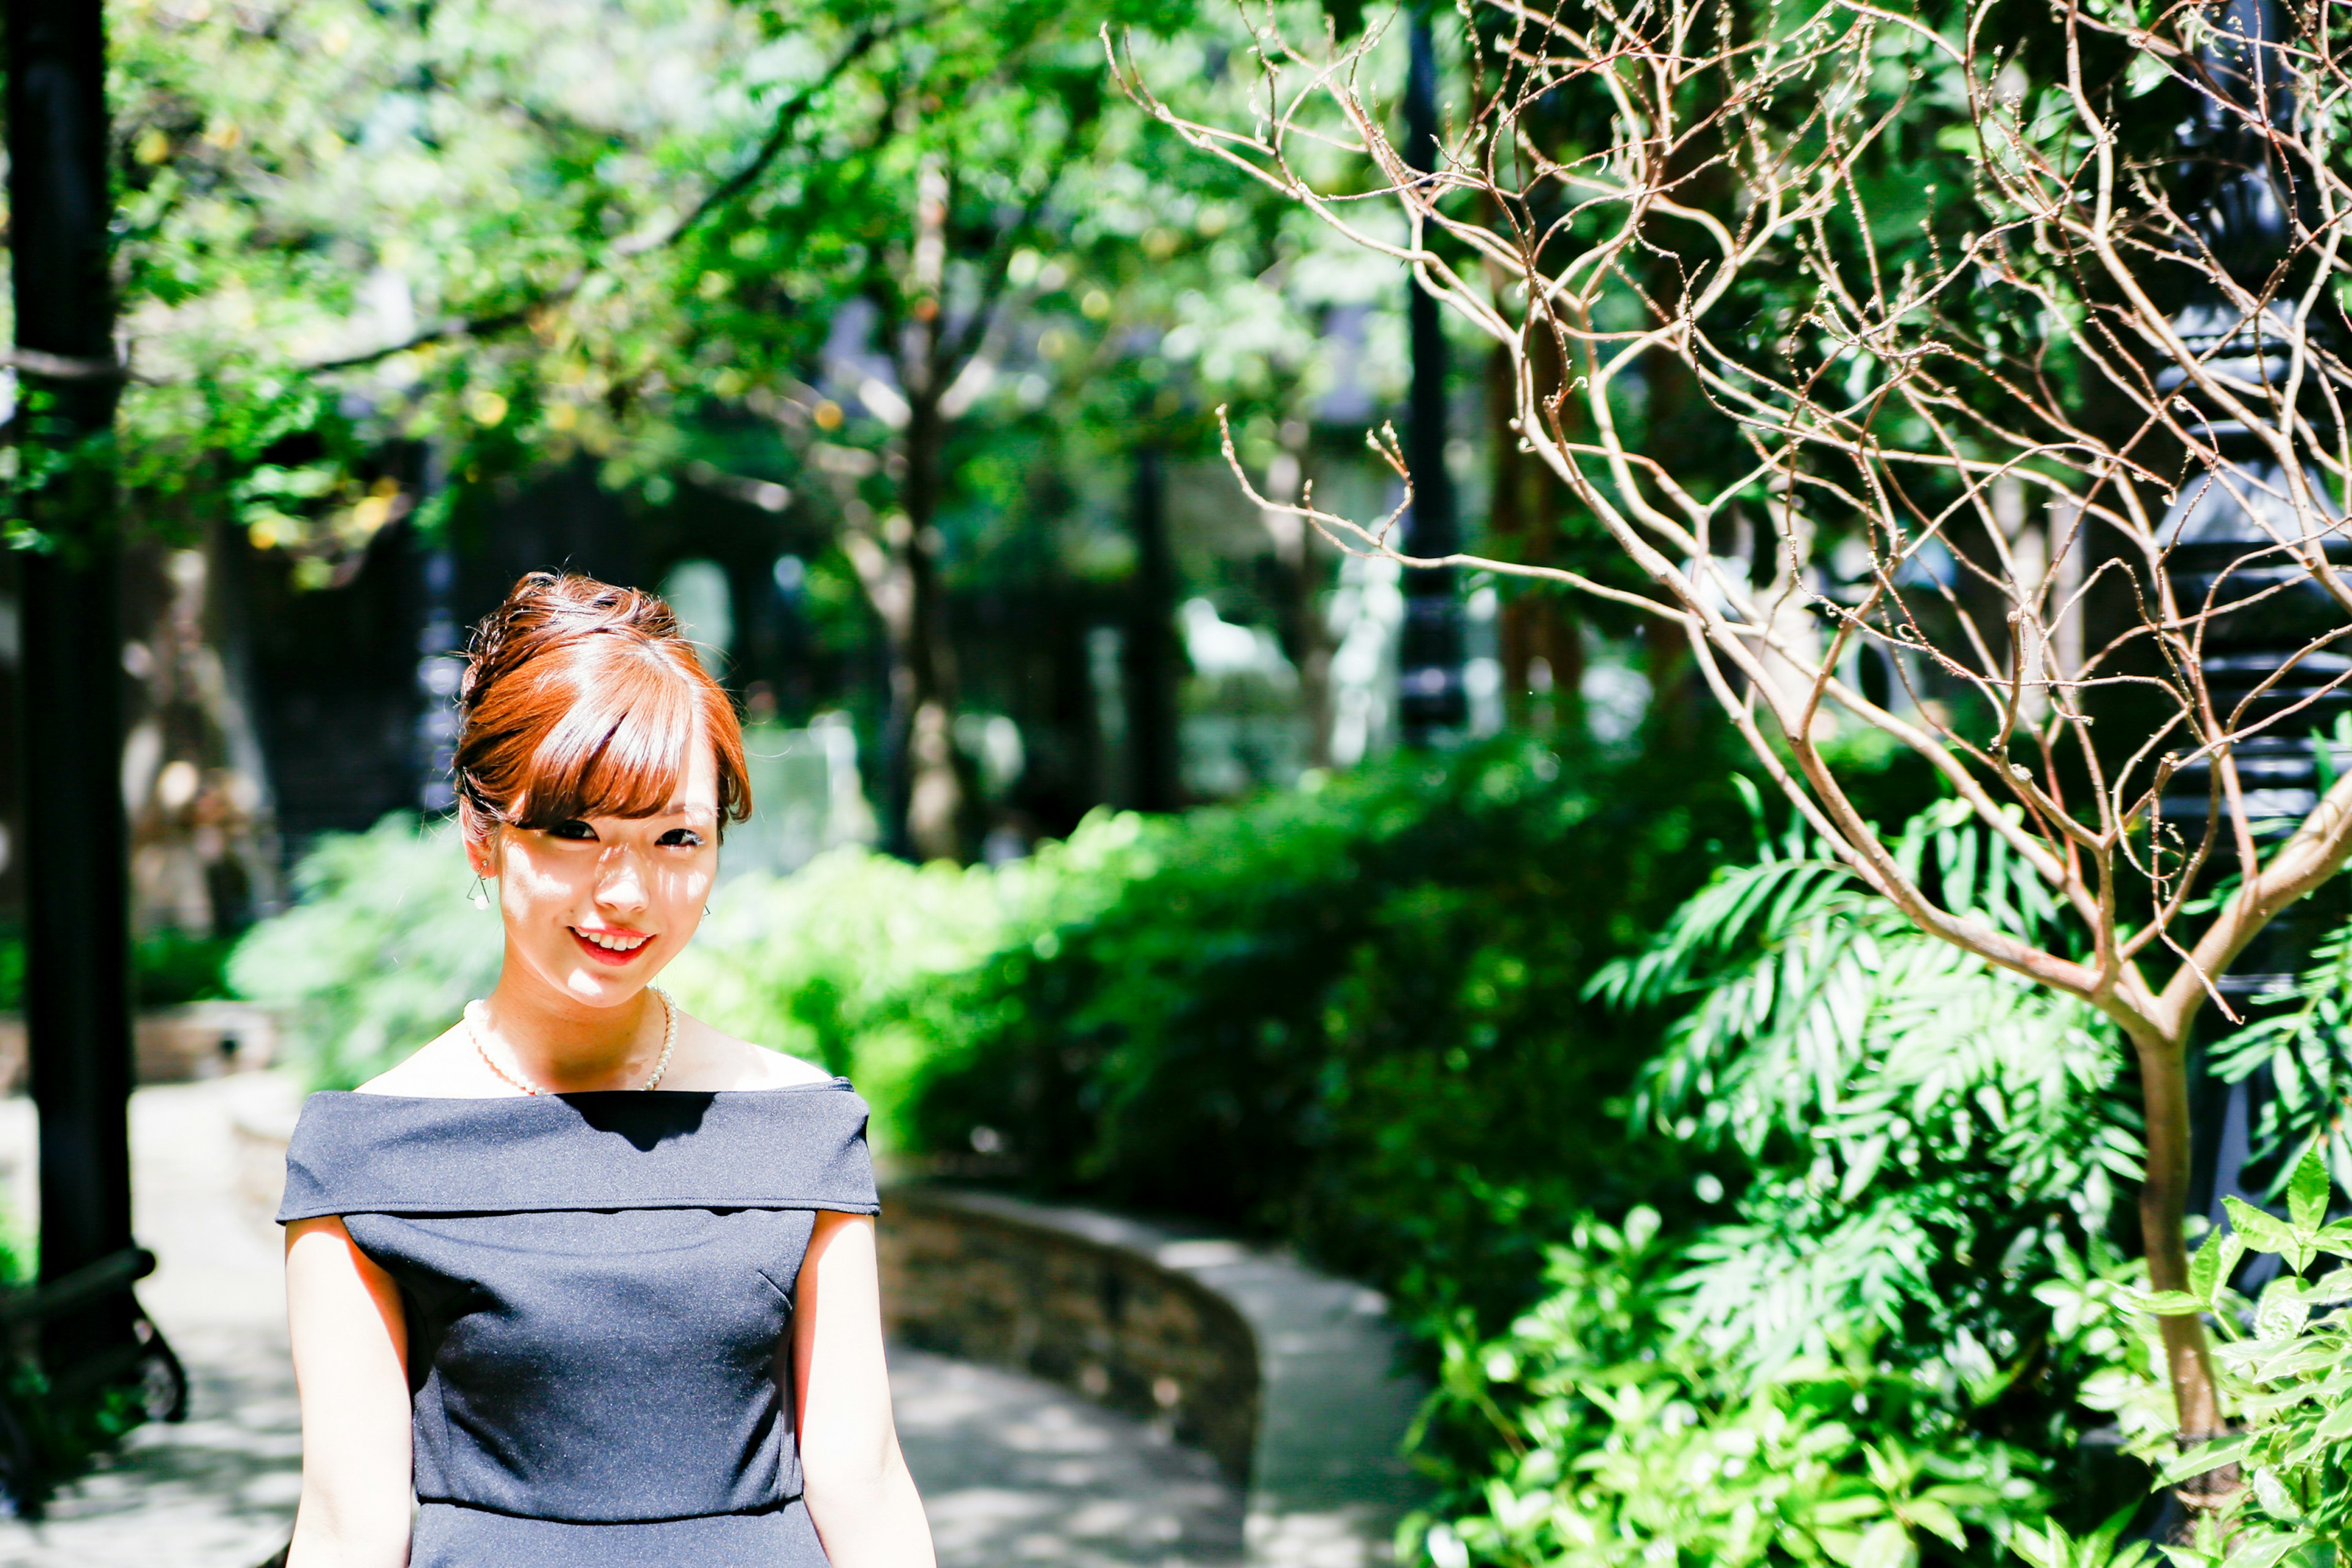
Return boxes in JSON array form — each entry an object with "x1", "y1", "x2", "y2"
[
  {"x1": 895, "y1": 1351, "x2": 1241, "y2": 1568},
  {"x1": 0, "y1": 1080, "x2": 306, "y2": 1568},
  {"x1": 0, "y1": 1079, "x2": 1243, "y2": 1568}
]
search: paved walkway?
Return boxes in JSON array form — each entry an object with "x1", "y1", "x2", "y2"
[{"x1": 0, "y1": 1079, "x2": 1243, "y2": 1568}]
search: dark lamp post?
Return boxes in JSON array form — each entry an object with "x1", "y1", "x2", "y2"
[
  {"x1": 2156, "y1": 0, "x2": 2351, "y2": 1224},
  {"x1": 1397, "y1": 5, "x2": 1468, "y2": 747},
  {"x1": 6, "y1": 0, "x2": 183, "y2": 1447}
]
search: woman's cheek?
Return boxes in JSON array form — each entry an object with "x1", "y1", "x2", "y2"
[{"x1": 507, "y1": 854, "x2": 580, "y2": 910}]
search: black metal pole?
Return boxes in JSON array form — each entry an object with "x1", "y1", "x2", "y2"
[
  {"x1": 1123, "y1": 447, "x2": 1183, "y2": 812},
  {"x1": 1397, "y1": 5, "x2": 1466, "y2": 746},
  {"x1": 7, "y1": 0, "x2": 141, "y2": 1366}
]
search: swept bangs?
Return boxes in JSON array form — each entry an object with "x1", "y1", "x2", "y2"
[{"x1": 511, "y1": 643, "x2": 722, "y2": 831}]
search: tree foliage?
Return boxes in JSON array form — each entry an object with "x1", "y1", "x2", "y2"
[{"x1": 89, "y1": 0, "x2": 1395, "y2": 850}]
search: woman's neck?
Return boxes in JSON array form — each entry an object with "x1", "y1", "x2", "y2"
[{"x1": 478, "y1": 959, "x2": 663, "y2": 1090}]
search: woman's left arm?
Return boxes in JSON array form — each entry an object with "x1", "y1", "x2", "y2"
[{"x1": 792, "y1": 1211, "x2": 935, "y2": 1566}]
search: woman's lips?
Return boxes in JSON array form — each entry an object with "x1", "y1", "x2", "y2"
[{"x1": 570, "y1": 927, "x2": 652, "y2": 967}]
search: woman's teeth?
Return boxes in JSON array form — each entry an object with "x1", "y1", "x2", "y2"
[{"x1": 578, "y1": 929, "x2": 649, "y2": 952}]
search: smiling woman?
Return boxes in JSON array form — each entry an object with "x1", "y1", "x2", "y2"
[
  {"x1": 440, "y1": 573, "x2": 748, "y2": 1063},
  {"x1": 274, "y1": 572, "x2": 937, "y2": 1568}
]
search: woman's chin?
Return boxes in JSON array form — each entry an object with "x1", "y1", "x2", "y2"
[
  {"x1": 564, "y1": 968, "x2": 648, "y2": 1004},
  {"x1": 534, "y1": 954, "x2": 658, "y2": 1007}
]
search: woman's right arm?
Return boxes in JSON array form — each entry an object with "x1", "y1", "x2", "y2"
[{"x1": 285, "y1": 1216, "x2": 414, "y2": 1568}]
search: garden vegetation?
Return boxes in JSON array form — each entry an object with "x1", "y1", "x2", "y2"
[{"x1": 228, "y1": 727, "x2": 2352, "y2": 1563}]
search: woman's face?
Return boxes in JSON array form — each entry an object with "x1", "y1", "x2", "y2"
[{"x1": 471, "y1": 733, "x2": 720, "y2": 1011}]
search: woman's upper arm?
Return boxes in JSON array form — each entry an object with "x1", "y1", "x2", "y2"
[
  {"x1": 285, "y1": 1215, "x2": 414, "y2": 1560},
  {"x1": 790, "y1": 1210, "x2": 897, "y2": 1484}
]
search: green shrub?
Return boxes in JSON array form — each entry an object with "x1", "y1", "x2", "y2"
[
  {"x1": 908, "y1": 734, "x2": 1752, "y2": 1321},
  {"x1": 0, "y1": 929, "x2": 235, "y2": 1014},
  {"x1": 227, "y1": 816, "x2": 503, "y2": 1089},
  {"x1": 133, "y1": 932, "x2": 238, "y2": 1007},
  {"x1": 664, "y1": 823, "x2": 1148, "y2": 1148},
  {"x1": 2139, "y1": 1145, "x2": 2352, "y2": 1563},
  {"x1": 1401, "y1": 800, "x2": 2146, "y2": 1566},
  {"x1": 2211, "y1": 921, "x2": 2352, "y2": 1198},
  {"x1": 1414, "y1": 1208, "x2": 2049, "y2": 1568}
]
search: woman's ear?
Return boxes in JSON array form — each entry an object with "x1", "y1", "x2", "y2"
[{"x1": 462, "y1": 813, "x2": 500, "y2": 879}]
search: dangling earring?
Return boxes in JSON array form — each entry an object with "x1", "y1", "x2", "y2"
[{"x1": 470, "y1": 875, "x2": 492, "y2": 910}]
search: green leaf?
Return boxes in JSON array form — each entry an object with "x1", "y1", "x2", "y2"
[
  {"x1": 1902, "y1": 1499, "x2": 1967, "y2": 1551},
  {"x1": 1853, "y1": 1518, "x2": 1916, "y2": 1568},
  {"x1": 2315, "y1": 1219, "x2": 2352, "y2": 1259},
  {"x1": 2254, "y1": 1276, "x2": 2310, "y2": 1341},
  {"x1": 2158, "y1": 1433, "x2": 2252, "y2": 1486},
  {"x1": 2249, "y1": 1465, "x2": 2296, "y2": 1521},
  {"x1": 2226, "y1": 1198, "x2": 2304, "y2": 1264},
  {"x1": 2217, "y1": 1531, "x2": 2305, "y2": 1568},
  {"x1": 2188, "y1": 1229, "x2": 2245, "y2": 1304},
  {"x1": 2289, "y1": 1144, "x2": 2332, "y2": 1232},
  {"x1": 2008, "y1": 1523, "x2": 2064, "y2": 1568},
  {"x1": 1815, "y1": 1496, "x2": 1893, "y2": 1528},
  {"x1": 2304, "y1": 1264, "x2": 2352, "y2": 1303},
  {"x1": 2141, "y1": 1290, "x2": 2211, "y2": 1317}
]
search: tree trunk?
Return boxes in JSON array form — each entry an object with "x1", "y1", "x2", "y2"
[
  {"x1": 2134, "y1": 1030, "x2": 2224, "y2": 1440},
  {"x1": 2131, "y1": 1020, "x2": 2241, "y2": 1538},
  {"x1": 1259, "y1": 445, "x2": 1333, "y2": 770},
  {"x1": 1484, "y1": 341, "x2": 1579, "y2": 736},
  {"x1": 856, "y1": 505, "x2": 968, "y2": 866},
  {"x1": 889, "y1": 342, "x2": 970, "y2": 864}
]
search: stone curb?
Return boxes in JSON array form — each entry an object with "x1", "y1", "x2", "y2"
[{"x1": 879, "y1": 1186, "x2": 1428, "y2": 1568}]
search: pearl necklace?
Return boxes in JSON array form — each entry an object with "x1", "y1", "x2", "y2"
[{"x1": 465, "y1": 986, "x2": 677, "y2": 1095}]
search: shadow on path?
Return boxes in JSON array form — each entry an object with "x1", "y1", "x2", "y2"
[{"x1": 895, "y1": 1348, "x2": 1243, "y2": 1568}]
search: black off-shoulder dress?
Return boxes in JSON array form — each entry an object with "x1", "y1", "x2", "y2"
[{"x1": 276, "y1": 1082, "x2": 880, "y2": 1567}]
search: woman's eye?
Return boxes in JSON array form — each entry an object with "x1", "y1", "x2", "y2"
[
  {"x1": 657, "y1": 827, "x2": 706, "y2": 849},
  {"x1": 549, "y1": 820, "x2": 598, "y2": 842}
]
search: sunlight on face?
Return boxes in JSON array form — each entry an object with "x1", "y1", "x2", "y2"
[{"x1": 483, "y1": 728, "x2": 720, "y2": 1009}]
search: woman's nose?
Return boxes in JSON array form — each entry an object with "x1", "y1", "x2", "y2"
[{"x1": 594, "y1": 847, "x2": 649, "y2": 912}]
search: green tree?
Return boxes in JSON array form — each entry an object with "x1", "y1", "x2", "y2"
[{"x1": 102, "y1": 0, "x2": 1369, "y2": 856}]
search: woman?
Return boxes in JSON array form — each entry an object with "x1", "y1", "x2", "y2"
[{"x1": 279, "y1": 572, "x2": 936, "y2": 1567}]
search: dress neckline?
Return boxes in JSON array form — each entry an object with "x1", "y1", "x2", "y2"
[
  {"x1": 328, "y1": 1078, "x2": 855, "y2": 1103},
  {"x1": 277, "y1": 1077, "x2": 880, "y2": 1223}
]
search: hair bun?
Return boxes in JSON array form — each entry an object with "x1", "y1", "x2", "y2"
[{"x1": 458, "y1": 571, "x2": 685, "y2": 714}]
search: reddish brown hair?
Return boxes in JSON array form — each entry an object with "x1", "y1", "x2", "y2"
[{"x1": 452, "y1": 572, "x2": 750, "y2": 848}]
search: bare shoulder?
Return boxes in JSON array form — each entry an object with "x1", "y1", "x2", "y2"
[
  {"x1": 355, "y1": 1025, "x2": 509, "y2": 1097},
  {"x1": 675, "y1": 1012, "x2": 835, "y2": 1090},
  {"x1": 723, "y1": 1032, "x2": 838, "y2": 1090}
]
